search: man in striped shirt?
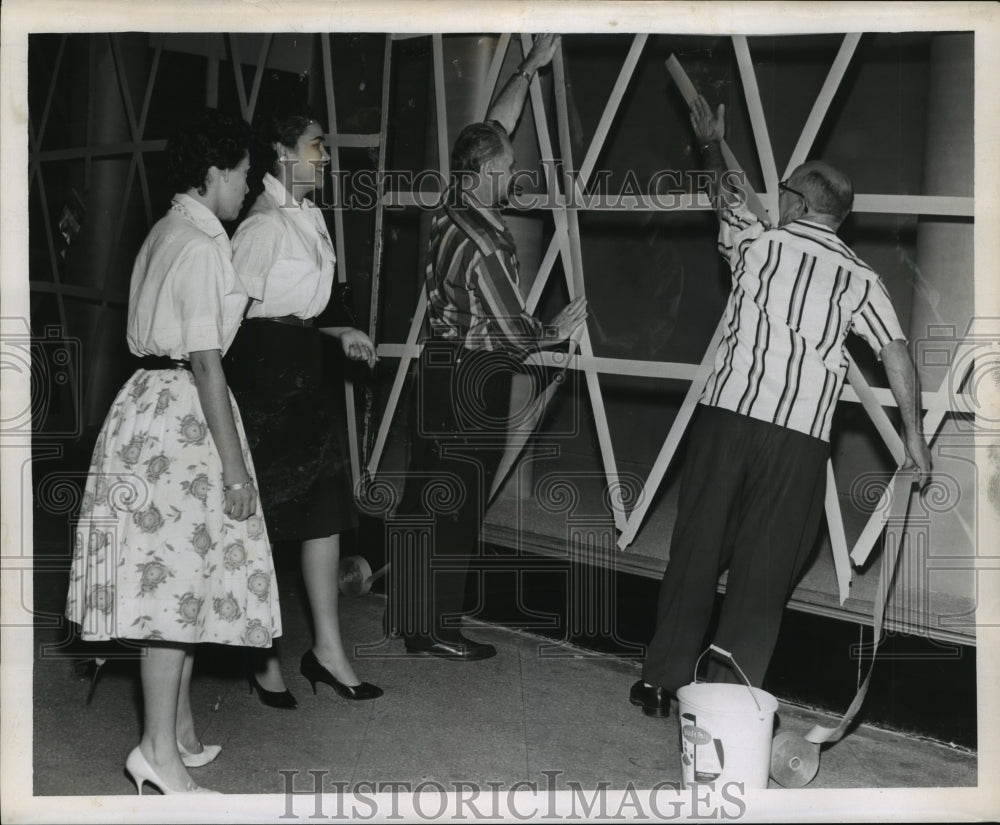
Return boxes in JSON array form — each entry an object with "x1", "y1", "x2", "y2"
[
  {"x1": 631, "y1": 95, "x2": 933, "y2": 718},
  {"x1": 390, "y1": 34, "x2": 588, "y2": 661}
]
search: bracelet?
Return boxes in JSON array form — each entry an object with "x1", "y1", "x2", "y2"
[
  {"x1": 700, "y1": 140, "x2": 718, "y2": 151},
  {"x1": 516, "y1": 67, "x2": 533, "y2": 84},
  {"x1": 223, "y1": 480, "x2": 254, "y2": 492}
]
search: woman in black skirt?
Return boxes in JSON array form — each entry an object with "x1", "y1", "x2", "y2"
[{"x1": 227, "y1": 108, "x2": 381, "y2": 706}]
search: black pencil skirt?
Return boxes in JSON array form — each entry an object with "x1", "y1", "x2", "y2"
[{"x1": 226, "y1": 318, "x2": 357, "y2": 543}]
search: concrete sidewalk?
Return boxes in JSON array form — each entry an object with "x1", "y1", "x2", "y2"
[{"x1": 33, "y1": 579, "x2": 976, "y2": 798}]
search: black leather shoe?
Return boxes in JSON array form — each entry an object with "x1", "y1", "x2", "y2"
[
  {"x1": 249, "y1": 673, "x2": 298, "y2": 709},
  {"x1": 300, "y1": 650, "x2": 383, "y2": 701},
  {"x1": 404, "y1": 632, "x2": 497, "y2": 661},
  {"x1": 629, "y1": 679, "x2": 672, "y2": 718}
]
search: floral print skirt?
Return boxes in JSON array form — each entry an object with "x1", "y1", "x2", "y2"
[{"x1": 65, "y1": 368, "x2": 282, "y2": 647}]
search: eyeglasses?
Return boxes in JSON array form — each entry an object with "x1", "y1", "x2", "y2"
[{"x1": 778, "y1": 179, "x2": 807, "y2": 201}]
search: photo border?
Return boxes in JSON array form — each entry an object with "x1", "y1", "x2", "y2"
[{"x1": 2, "y1": 2, "x2": 998, "y2": 822}]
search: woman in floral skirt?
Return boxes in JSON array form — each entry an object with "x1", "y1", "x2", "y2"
[{"x1": 65, "y1": 108, "x2": 281, "y2": 795}]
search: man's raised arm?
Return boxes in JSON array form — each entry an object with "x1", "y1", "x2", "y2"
[
  {"x1": 688, "y1": 95, "x2": 740, "y2": 217},
  {"x1": 486, "y1": 34, "x2": 560, "y2": 136}
]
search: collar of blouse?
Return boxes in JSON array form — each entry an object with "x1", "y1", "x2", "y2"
[
  {"x1": 261, "y1": 172, "x2": 333, "y2": 250},
  {"x1": 170, "y1": 193, "x2": 231, "y2": 254}
]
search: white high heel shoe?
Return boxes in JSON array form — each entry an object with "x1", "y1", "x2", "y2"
[
  {"x1": 176, "y1": 739, "x2": 222, "y2": 768},
  {"x1": 124, "y1": 746, "x2": 220, "y2": 794}
]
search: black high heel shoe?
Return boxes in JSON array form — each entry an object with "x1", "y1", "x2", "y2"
[
  {"x1": 300, "y1": 650, "x2": 383, "y2": 701},
  {"x1": 248, "y1": 673, "x2": 298, "y2": 709}
]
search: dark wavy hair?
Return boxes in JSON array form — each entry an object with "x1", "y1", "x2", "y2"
[
  {"x1": 451, "y1": 120, "x2": 509, "y2": 176},
  {"x1": 166, "y1": 108, "x2": 251, "y2": 195},
  {"x1": 252, "y1": 105, "x2": 319, "y2": 180}
]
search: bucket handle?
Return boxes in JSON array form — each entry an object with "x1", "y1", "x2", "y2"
[{"x1": 693, "y1": 644, "x2": 763, "y2": 712}]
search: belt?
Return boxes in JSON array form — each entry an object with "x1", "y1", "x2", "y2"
[
  {"x1": 139, "y1": 356, "x2": 191, "y2": 371},
  {"x1": 261, "y1": 315, "x2": 314, "y2": 327}
]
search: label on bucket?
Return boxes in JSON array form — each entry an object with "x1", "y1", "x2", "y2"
[
  {"x1": 682, "y1": 724, "x2": 712, "y2": 746},
  {"x1": 695, "y1": 739, "x2": 724, "y2": 782},
  {"x1": 680, "y1": 713, "x2": 724, "y2": 783}
]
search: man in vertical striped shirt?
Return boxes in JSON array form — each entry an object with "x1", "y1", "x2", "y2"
[
  {"x1": 630, "y1": 95, "x2": 932, "y2": 718},
  {"x1": 390, "y1": 34, "x2": 588, "y2": 661}
]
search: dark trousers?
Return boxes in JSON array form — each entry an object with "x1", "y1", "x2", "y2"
[
  {"x1": 642, "y1": 405, "x2": 829, "y2": 691},
  {"x1": 388, "y1": 341, "x2": 520, "y2": 639}
]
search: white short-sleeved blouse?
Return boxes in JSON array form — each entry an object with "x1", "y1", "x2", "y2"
[
  {"x1": 126, "y1": 194, "x2": 249, "y2": 360},
  {"x1": 232, "y1": 173, "x2": 334, "y2": 321}
]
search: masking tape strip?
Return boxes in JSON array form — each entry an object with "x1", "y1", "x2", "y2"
[{"x1": 805, "y1": 470, "x2": 915, "y2": 745}]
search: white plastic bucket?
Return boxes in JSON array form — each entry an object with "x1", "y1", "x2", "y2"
[{"x1": 676, "y1": 647, "x2": 778, "y2": 789}]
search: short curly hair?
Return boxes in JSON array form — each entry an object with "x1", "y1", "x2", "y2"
[
  {"x1": 451, "y1": 120, "x2": 509, "y2": 176},
  {"x1": 252, "y1": 105, "x2": 319, "y2": 179},
  {"x1": 166, "y1": 108, "x2": 251, "y2": 195}
]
